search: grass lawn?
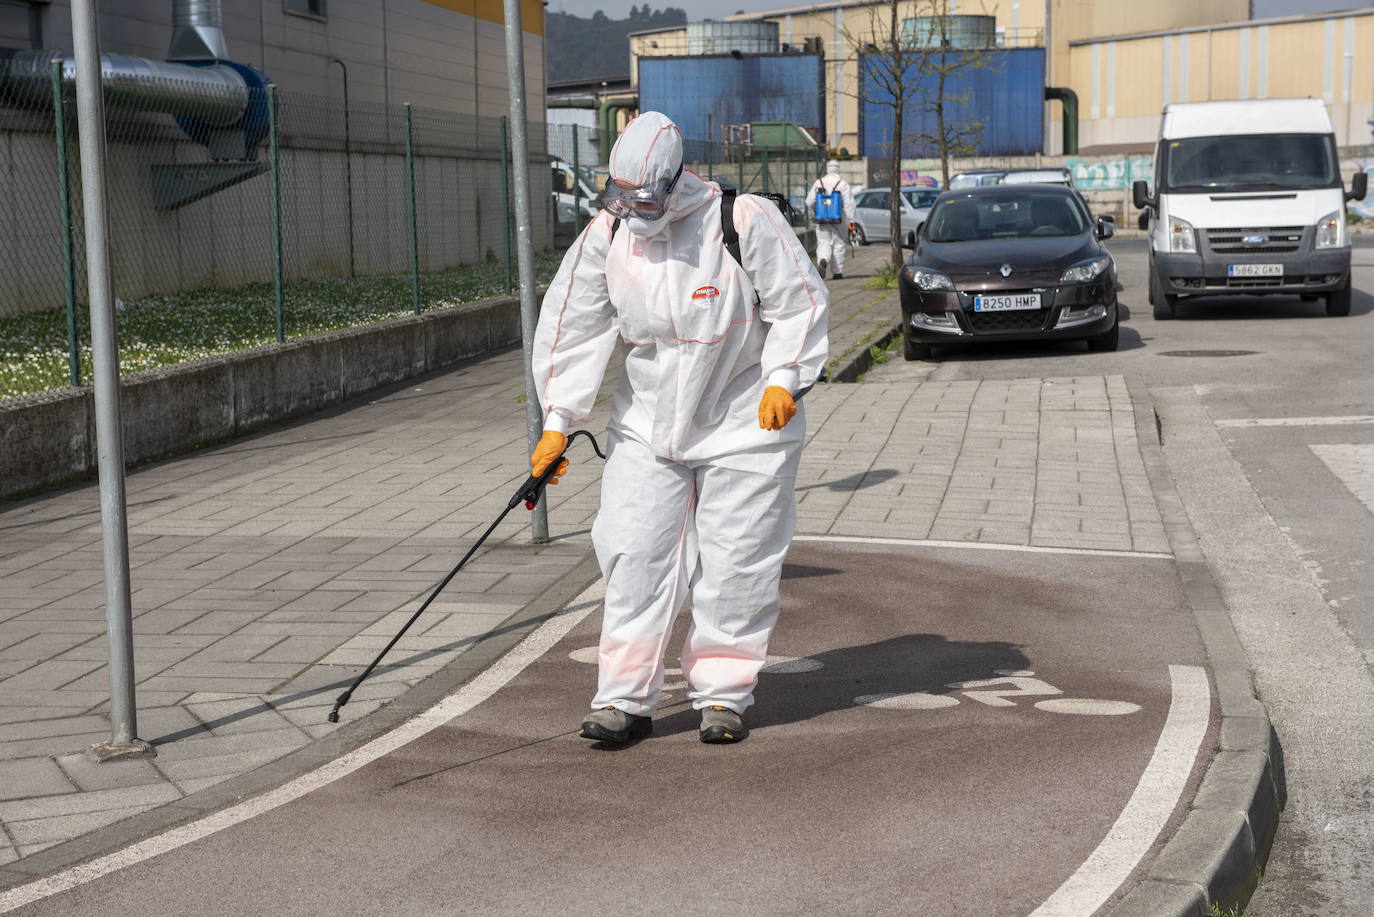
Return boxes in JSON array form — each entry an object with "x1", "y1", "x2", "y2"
[{"x1": 0, "y1": 252, "x2": 563, "y2": 401}]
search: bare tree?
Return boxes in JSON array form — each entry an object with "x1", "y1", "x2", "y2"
[{"x1": 846, "y1": 0, "x2": 994, "y2": 267}]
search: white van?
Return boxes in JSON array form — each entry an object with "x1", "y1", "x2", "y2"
[
  {"x1": 552, "y1": 159, "x2": 599, "y2": 225},
  {"x1": 1132, "y1": 99, "x2": 1367, "y2": 319}
]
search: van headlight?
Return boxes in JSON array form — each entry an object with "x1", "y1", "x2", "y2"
[
  {"x1": 1315, "y1": 211, "x2": 1344, "y2": 249},
  {"x1": 1168, "y1": 215, "x2": 1197, "y2": 253},
  {"x1": 1060, "y1": 256, "x2": 1112, "y2": 284},
  {"x1": 902, "y1": 266, "x2": 955, "y2": 291}
]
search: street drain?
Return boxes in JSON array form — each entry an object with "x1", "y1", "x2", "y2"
[{"x1": 1157, "y1": 350, "x2": 1259, "y2": 358}]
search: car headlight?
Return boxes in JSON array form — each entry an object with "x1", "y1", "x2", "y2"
[
  {"x1": 901, "y1": 266, "x2": 954, "y2": 291},
  {"x1": 1315, "y1": 210, "x2": 1344, "y2": 249},
  {"x1": 1168, "y1": 215, "x2": 1196, "y2": 253},
  {"x1": 1060, "y1": 256, "x2": 1112, "y2": 284}
]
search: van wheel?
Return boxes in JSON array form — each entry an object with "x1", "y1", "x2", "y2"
[
  {"x1": 1326, "y1": 283, "x2": 1352, "y2": 317},
  {"x1": 904, "y1": 336, "x2": 932, "y2": 361},
  {"x1": 1152, "y1": 269, "x2": 1177, "y2": 319},
  {"x1": 1147, "y1": 267, "x2": 1157, "y2": 305}
]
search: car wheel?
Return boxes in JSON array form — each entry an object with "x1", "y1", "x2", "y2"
[
  {"x1": 851, "y1": 224, "x2": 868, "y2": 246},
  {"x1": 903, "y1": 336, "x2": 932, "y2": 361},
  {"x1": 1326, "y1": 282, "x2": 1352, "y2": 317},
  {"x1": 1087, "y1": 317, "x2": 1120, "y2": 352}
]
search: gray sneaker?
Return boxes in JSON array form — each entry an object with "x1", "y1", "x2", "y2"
[
  {"x1": 699, "y1": 705, "x2": 747, "y2": 744},
  {"x1": 579, "y1": 706, "x2": 651, "y2": 743}
]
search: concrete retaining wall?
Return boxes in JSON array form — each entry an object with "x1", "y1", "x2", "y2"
[{"x1": 0, "y1": 294, "x2": 524, "y2": 502}]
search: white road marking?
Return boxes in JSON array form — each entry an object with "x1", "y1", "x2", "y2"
[
  {"x1": 1029, "y1": 664, "x2": 1211, "y2": 917},
  {"x1": 1035, "y1": 699, "x2": 1142, "y2": 716},
  {"x1": 0, "y1": 582, "x2": 607, "y2": 914},
  {"x1": 854, "y1": 692, "x2": 961, "y2": 710},
  {"x1": 949, "y1": 676, "x2": 1063, "y2": 707},
  {"x1": 1309, "y1": 444, "x2": 1374, "y2": 516},
  {"x1": 794, "y1": 533, "x2": 1171, "y2": 559},
  {"x1": 1215, "y1": 415, "x2": 1374, "y2": 428}
]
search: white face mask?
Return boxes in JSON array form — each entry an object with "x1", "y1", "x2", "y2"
[{"x1": 623, "y1": 212, "x2": 671, "y2": 239}]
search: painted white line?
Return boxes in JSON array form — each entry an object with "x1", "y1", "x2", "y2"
[
  {"x1": 794, "y1": 533, "x2": 1171, "y2": 560},
  {"x1": 1215, "y1": 415, "x2": 1374, "y2": 428},
  {"x1": 0, "y1": 582, "x2": 606, "y2": 914},
  {"x1": 1028, "y1": 664, "x2": 1211, "y2": 917}
]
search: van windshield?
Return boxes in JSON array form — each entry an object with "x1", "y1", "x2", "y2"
[{"x1": 1164, "y1": 133, "x2": 1337, "y2": 192}]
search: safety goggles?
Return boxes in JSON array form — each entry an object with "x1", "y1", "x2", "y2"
[{"x1": 601, "y1": 163, "x2": 683, "y2": 221}]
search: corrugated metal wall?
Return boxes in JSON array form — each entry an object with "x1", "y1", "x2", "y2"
[
  {"x1": 638, "y1": 53, "x2": 825, "y2": 144},
  {"x1": 859, "y1": 48, "x2": 1046, "y2": 158}
]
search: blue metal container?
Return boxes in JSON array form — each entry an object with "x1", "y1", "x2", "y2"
[
  {"x1": 860, "y1": 48, "x2": 1046, "y2": 158},
  {"x1": 638, "y1": 53, "x2": 825, "y2": 149}
]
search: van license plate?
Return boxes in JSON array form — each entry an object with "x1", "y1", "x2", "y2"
[
  {"x1": 1227, "y1": 264, "x2": 1283, "y2": 277},
  {"x1": 973, "y1": 294, "x2": 1041, "y2": 312}
]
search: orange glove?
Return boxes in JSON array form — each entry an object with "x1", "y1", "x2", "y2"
[
  {"x1": 758, "y1": 386, "x2": 797, "y2": 431},
  {"x1": 849, "y1": 221, "x2": 857, "y2": 232},
  {"x1": 530, "y1": 431, "x2": 570, "y2": 484}
]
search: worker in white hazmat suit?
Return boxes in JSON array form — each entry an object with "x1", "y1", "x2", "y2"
[
  {"x1": 530, "y1": 112, "x2": 829, "y2": 745},
  {"x1": 805, "y1": 160, "x2": 856, "y2": 280}
]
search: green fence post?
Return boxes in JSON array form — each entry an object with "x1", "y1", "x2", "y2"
[
  {"x1": 571, "y1": 122, "x2": 581, "y2": 234},
  {"x1": 404, "y1": 103, "x2": 421, "y2": 315},
  {"x1": 706, "y1": 137, "x2": 714, "y2": 181},
  {"x1": 500, "y1": 115, "x2": 512, "y2": 294},
  {"x1": 51, "y1": 59, "x2": 80, "y2": 387},
  {"x1": 762, "y1": 150, "x2": 771, "y2": 194},
  {"x1": 268, "y1": 85, "x2": 285, "y2": 343}
]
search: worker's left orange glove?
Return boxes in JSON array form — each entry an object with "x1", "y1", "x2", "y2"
[
  {"x1": 849, "y1": 221, "x2": 857, "y2": 232},
  {"x1": 530, "y1": 431, "x2": 570, "y2": 484},
  {"x1": 758, "y1": 386, "x2": 797, "y2": 431}
]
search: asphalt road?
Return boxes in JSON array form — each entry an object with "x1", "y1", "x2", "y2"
[
  {"x1": 869, "y1": 235, "x2": 1374, "y2": 913},
  {"x1": 9, "y1": 542, "x2": 1212, "y2": 916}
]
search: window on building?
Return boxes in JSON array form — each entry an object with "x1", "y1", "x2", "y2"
[
  {"x1": 0, "y1": 0, "x2": 41, "y2": 50},
  {"x1": 284, "y1": 0, "x2": 326, "y2": 20}
]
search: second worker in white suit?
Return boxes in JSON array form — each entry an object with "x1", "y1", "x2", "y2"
[
  {"x1": 805, "y1": 160, "x2": 856, "y2": 280},
  {"x1": 530, "y1": 112, "x2": 829, "y2": 745}
]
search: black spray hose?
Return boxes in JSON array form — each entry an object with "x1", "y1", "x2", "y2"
[{"x1": 327, "y1": 430, "x2": 606, "y2": 723}]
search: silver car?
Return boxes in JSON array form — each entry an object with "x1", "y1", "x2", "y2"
[{"x1": 851, "y1": 187, "x2": 930, "y2": 247}]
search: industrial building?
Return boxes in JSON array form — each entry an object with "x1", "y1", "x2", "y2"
[
  {"x1": 626, "y1": 0, "x2": 1373, "y2": 158},
  {"x1": 0, "y1": 0, "x2": 549, "y2": 317}
]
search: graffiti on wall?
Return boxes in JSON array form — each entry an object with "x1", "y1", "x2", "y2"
[{"x1": 1065, "y1": 155, "x2": 1153, "y2": 191}]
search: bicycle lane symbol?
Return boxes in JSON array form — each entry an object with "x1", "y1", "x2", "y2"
[{"x1": 856, "y1": 669, "x2": 1142, "y2": 715}]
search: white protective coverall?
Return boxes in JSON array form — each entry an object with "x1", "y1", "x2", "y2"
[
  {"x1": 805, "y1": 160, "x2": 856, "y2": 277},
  {"x1": 532, "y1": 112, "x2": 829, "y2": 716}
]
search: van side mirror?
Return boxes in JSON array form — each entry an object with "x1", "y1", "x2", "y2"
[
  {"x1": 1095, "y1": 218, "x2": 1115, "y2": 240},
  {"x1": 1348, "y1": 171, "x2": 1369, "y2": 203},
  {"x1": 1132, "y1": 180, "x2": 1156, "y2": 210}
]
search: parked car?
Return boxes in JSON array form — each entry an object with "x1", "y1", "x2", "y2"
[
  {"x1": 902, "y1": 187, "x2": 941, "y2": 210},
  {"x1": 851, "y1": 187, "x2": 928, "y2": 247},
  {"x1": 898, "y1": 185, "x2": 1119, "y2": 360},
  {"x1": 1000, "y1": 167, "x2": 1074, "y2": 187},
  {"x1": 1132, "y1": 97, "x2": 1366, "y2": 319},
  {"x1": 552, "y1": 159, "x2": 599, "y2": 224},
  {"x1": 949, "y1": 170, "x2": 1006, "y2": 190}
]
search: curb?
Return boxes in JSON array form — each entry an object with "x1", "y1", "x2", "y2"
[
  {"x1": 827, "y1": 322, "x2": 902, "y2": 383},
  {"x1": 1112, "y1": 376, "x2": 1283, "y2": 916}
]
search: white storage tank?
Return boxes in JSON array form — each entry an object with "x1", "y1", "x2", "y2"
[{"x1": 686, "y1": 20, "x2": 779, "y2": 56}]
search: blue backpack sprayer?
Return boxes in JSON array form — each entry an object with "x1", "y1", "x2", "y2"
[{"x1": 328, "y1": 430, "x2": 605, "y2": 722}]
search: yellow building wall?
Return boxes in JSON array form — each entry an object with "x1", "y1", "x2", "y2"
[{"x1": 1068, "y1": 12, "x2": 1374, "y2": 149}]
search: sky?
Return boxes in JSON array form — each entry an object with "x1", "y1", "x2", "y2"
[{"x1": 548, "y1": 0, "x2": 1373, "y2": 21}]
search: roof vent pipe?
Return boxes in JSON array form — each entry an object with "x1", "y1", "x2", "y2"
[{"x1": 170, "y1": 0, "x2": 229, "y2": 62}]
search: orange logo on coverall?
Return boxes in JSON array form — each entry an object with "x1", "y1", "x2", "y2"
[{"x1": 691, "y1": 285, "x2": 720, "y2": 304}]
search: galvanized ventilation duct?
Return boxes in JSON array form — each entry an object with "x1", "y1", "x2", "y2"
[{"x1": 170, "y1": 0, "x2": 230, "y2": 62}]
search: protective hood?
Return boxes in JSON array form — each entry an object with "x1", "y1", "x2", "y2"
[
  {"x1": 826, "y1": 160, "x2": 841, "y2": 176},
  {"x1": 610, "y1": 112, "x2": 712, "y2": 238}
]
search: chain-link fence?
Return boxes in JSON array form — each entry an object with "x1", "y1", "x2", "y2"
[{"x1": 0, "y1": 57, "x2": 554, "y2": 398}]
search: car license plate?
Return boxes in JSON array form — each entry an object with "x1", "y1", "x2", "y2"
[
  {"x1": 1227, "y1": 263, "x2": 1283, "y2": 277},
  {"x1": 973, "y1": 293, "x2": 1041, "y2": 312}
]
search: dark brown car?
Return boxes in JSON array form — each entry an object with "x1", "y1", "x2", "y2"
[{"x1": 898, "y1": 185, "x2": 1119, "y2": 360}]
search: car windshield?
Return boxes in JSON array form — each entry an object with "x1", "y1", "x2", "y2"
[
  {"x1": 903, "y1": 189, "x2": 939, "y2": 209},
  {"x1": 926, "y1": 191, "x2": 1087, "y2": 242},
  {"x1": 1164, "y1": 133, "x2": 1337, "y2": 192}
]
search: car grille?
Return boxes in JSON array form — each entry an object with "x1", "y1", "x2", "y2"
[
  {"x1": 967, "y1": 309, "x2": 1050, "y2": 332},
  {"x1": 1205, "y1": 226, "x2": 1304, "y2": 255}
]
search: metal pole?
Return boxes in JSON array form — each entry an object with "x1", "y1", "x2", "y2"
[
  {"x1": 268, "y1": 85, "x2": 285, "y2": 343},
  {"x1": 707, "y1": 113, "x2": 714, "y2": 180},
  {"x1": 329, "y1": 57, "x2": 355, "y2": 278},
  {"x1": 571, "y1": 122, "x2": 581, "y2": 234},
  {"x1": 499, "y1": 115, "x2": 513, "y2": 294},
  {"x1": 502, "y1": 0, "x2": 549, "y2": 544},
  {"x1": 404, "y1": 103, "x2": 422, "y2": 314},
  {"x1": 69, "y1": 0, "x2": 150, "y2": 761},
  {"x1": 51, "y1": 59, "x2": 81, "y2": 388}
]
